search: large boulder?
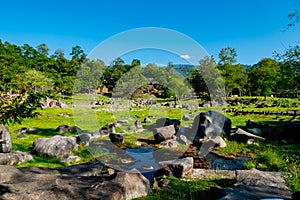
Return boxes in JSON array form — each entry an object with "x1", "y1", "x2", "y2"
[
  {"x1": 220, "y1": 168, "x2": 292, "y2": 199},
  {"x1": 230, "y1": 128, "x2": 265, "y2": 142},
  {"x1": 100, "y1": 123, "x2": 116, "y2": 136},
  {"x1": 113, "y1": 168, "x2": 150, "y2": 199},
  {"x1": 0, "y1": 151, "x2": 33, "y2": 165},
  {"x1": 156, "y1": 118, "x2": 181, "y2": 133},
  {"x1": 153, "y1": 125, "x2": 176, "y2": 143},
  {"x1": 0, "y1": 125, "x2": 12, "y2": 153},
  {"x1": 207, "y1": 136, "x2": 227, "y2": 148},
  {"x1": 76, "y1": 133, "x2": 91, "y2": 146},
  {"x1": 158, "y1": 157, "x2": 194, "y2": 178},
  {"x1": 55, "y1": 125, "x2": 81, "y2": 133},
  {"x1": 32, "y1": 135, "x2": 78, "y2": 158},
  {"x1": 192, "y1": 110, "x2": 232, "y2": 139},
  {"x1": 0, "y1": 165, "x2": 150, "y2": 200},
  {"x1": 109, "y1": 133, "x2": 125, "y2": 144}
]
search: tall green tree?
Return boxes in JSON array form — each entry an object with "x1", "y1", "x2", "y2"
[
  {"x1": 217, "y1": 47, "x2": 248, "y2": 96},
  {"x1": 249, "y1": 58, "x2": 280, "y2": 98},
  {"x1": 218, "y1": 47, "x2": 237, "y2": 66},
  {"x1": 36, "y1": 43, "x2": 49, "y2": 56}
]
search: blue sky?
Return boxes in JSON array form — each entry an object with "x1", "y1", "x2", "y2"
[{"x1": 1, "y1": 0, "x2": 299, "y2": 65}]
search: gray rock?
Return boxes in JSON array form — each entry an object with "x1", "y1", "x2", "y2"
[
  {"x1": 100, "y1": 123, "x2": 116, "y2": 136},
  {"x1": 192, "y1": 110, "x2": 232, "y2": 139},
  {"x1": 113, "y1": 168, "x2": 150, "y2": 199},
  {"x1": 236, "y1": 168, "x2": 289, "y2": 189},
  {"x1": 182, "y1": 114, "x2": 194, "y2": 121},
  {"x1": 154, "y1": 125, "x2": 176, "y2": 143},
  {"x1": 33, "y1": 135, "x2": 78, "y2": 158},
  {"x1": 156, "y1": 118, "x2": 181, "y2": 133},
  {"x1": 91, "y1": 130, "x2": 100, "y2": 137},
  {"x1": 143, "y1": 117, "x2": 152, "y2": 123},
  {"x1": 247, "y1": 138, "x2": 258, "y2": 145},
  {"x1": 17, "y1": 127, "x2": 27, "y2": 134},
  {"x1": 68, "y1": 126, "x2": 82, "y2": 133},
  {"x1": 247, "y1": 128, "x2": 262, "y2": 136},
  {"x1": 220, "y1": 184, "x2": 292, "y2": 200},
  {"x1": 55, "y1": 125, "x2": 81, "y2": 133},
  {"x1": 135, "y1": 120, "x2": 143, "y2": 129},
  {"x1": 0, "y1": 151, "x2": 33, "y2": 165},
  {"x1": 206, "y1": 136, "x2": 227, "y2": 148},
  {"x1": 159, "y1": 139, "x2": 178, "y2": 148},
  {"x1": 179, "y1": 134, "x2": 188, "y2": 144},
  {"x1": 109, "y1": 133, "x2": 125, "y2": 144},
  {"x1": 192, "y1": 169, "x2": 236, "y2": 180},
  {"x1": 220, "y1": 168, "x2": 292, "y2": 200},
  {"x1": 59, "y1": 102, "x2": 68, "y2": 109},
  {"x1": 230, "y1": 128, "x2": 265, "y2": 142},
  {"x1": 76, "y1": 133, "x2": 90, "y2": 146},
  {"x1": 0, "y1": 165, "x2": 150, "y2": 200},
  {"x1": 117, "y1": 119, "x2": 129, "y2": 124},
  {"x1": 0, "y1": 125, "x2": 12, "y2": 153},
  {"x1": 158, "y1": 157, "x2": 194, "y2": 178}
]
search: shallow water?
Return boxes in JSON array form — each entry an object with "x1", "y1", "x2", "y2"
[
  {"x1": 123, "y1": 146, "x2": 249, "y2": 172},
  {"x1": 122, "y1": 146, "x2": 158, "y2": 172}
]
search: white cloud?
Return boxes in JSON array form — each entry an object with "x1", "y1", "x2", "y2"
[{"x1": 180, "y1": 54, "x2": 191, "y2": 59}]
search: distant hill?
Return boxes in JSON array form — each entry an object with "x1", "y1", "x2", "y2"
[{"x1": 172, "y1": 64, "x2": 196, "y2": 77}]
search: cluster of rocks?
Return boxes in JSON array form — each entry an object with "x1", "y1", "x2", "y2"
[
  {"x1": 43, "y1": 97, "x2": 68, "y2": 108},
  {"x1": 131, "y1": 99, "x2": 157, "y2": 107},
  {"x1": 153, "y1": 156, "x2": 295, "y2": 200},
  {"x1": 56, "y1": 124, "x2": 82, "y2": 133},
  {"x1": 227, "y1": 98, "x2": 259, "y2": 106},
  {"x1": 91, "y1": 99, "x2": 115, "y2": 107},
  {"x1": 190, "y1": 168, "x2": 295, "y2": 199},
  {"x1": 0, "y1": 165, "x2": 150, "y2": 200},
  {"x1": 223, "y1": 108, "x2": 299, "y2": 117},
  {"x1": 199, "y1": 100, "x2": 224, "y2": 108},
  {"x1": 0, "y1": 125, "x2": 33, "y2": 165},
  {"x1": 33, "y1": 135, "x2": 81, "y2": 163}
]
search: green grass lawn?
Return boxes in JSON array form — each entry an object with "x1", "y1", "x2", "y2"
[{"x1": 6, "y1": 95, "x2": 300, "y2": 192}]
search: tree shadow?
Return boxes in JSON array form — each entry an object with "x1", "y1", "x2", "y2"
[{"x1": 27, "y1": 128, "x2": 78, "y2": 137}]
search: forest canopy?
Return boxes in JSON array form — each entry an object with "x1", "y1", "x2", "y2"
[{"x1": 0, "y1": 40, "x2": 300, "y2": 124}]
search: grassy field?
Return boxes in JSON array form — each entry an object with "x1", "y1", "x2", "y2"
[{"x1": 6, "y1": 95, "x2": 300, "y2": 192}]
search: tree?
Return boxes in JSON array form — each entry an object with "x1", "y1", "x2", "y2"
[
  {"x1": 273, "y1": 45, "x2": 300, "y2": 94},
  {"x1": 218, "y1": 47, "x2": 237, "y2": 66},
  {"x1": 249, "y1": 58, "x2": 280, "y2": 99},
  {"x1": 36, "y1": 43, "x2": 49, "y2": 55},
  {"x1": 219, "y1": 64, "x2": 248, "y2": 96},
  {"x1": 187, "y1": 68, "x2": 206, "y2": 97},
  {"x1": 217, "y1": 47, "x2": 248, "y2": 96},
  {"x1": 0, "y1": 90, "x2": 44, "y2": 125},
  {"x1": 131, "y1": 59, "x2": 141, "y2": 67},
  {"x1": 187, "y1": 56, "x2": 225, "y2": 101},
  {"x1": 288, "y1": 1, "x2": 300, "y2": 27},
  {"x1": 22, "y1": 69, "x2": 54, "y2": 93}
]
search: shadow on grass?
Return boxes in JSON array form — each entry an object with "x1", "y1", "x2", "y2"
[
  {"x1": 139, "y1": 178, "x2": 236, "y2": 200},
  {"x1": 27, "y1": 128, "x2": 77, "y2": 137}
]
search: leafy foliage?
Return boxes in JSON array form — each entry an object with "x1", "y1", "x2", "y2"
[{"x1": 0, "y1": 90, "x2": 44, "y2": 125}]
